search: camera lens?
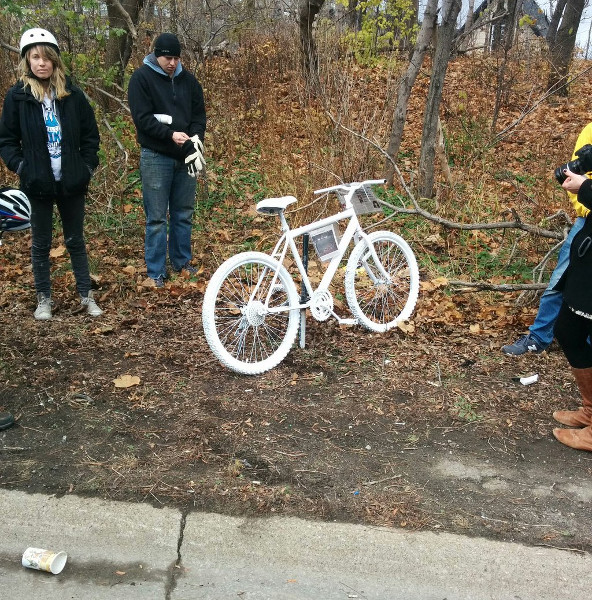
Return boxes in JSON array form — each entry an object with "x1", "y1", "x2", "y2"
[
  {"x1": 555, "y1": 163, "x2": 569, "y2": 184},
  {"x1": 554, "y1": 158, "x2": 582, "y2": 184}
]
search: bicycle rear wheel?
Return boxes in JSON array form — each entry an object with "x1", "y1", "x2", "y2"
[
  {"x1": 345, "y1": 231, "x2": 419, "y2": 332},
  {"x1": 202, "y1": 252, "x2": 300, "y2": 374}
]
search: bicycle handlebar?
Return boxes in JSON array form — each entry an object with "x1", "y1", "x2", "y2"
[{"x1": 313, "y1": 179, "x2": 386, "y2": 195}]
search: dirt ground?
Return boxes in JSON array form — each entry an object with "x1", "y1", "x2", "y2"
[{"x1": 1, "y1": 268, "x2": 592, "y2": 556}]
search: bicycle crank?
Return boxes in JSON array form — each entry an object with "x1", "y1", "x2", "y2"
[{"x1": 310, "y1": 289, "x2": 334, "y2": 321}]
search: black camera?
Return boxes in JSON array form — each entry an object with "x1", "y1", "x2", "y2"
[{"x1": 555, "y1": 144, "x2": 592, "y2": 184}]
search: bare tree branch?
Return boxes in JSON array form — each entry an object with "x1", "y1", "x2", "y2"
[
  {"x1": 85, "y1": 81, "x2": 131, "y2": 113},
  {"x1": 327, "y1": 114, "x2": 565, "y2": 240},
  {"x1": 449, "y1": 280, "x2": 547, "y2": 291},
  {"x1": 108, "y1": 0, "x2": 138, "y2": 39},
  {"x1": 0, "y1": 40, "x2": 18, "y2": 54}
]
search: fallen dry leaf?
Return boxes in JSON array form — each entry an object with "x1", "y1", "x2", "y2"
[
  {"x1": 49, "y1": 245, "x2": 66, "y2": 258},
  {"x1": 113, "y1": 375, "x2": 141, "y2": 388}
]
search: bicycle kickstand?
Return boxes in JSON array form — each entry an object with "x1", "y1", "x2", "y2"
[{"x1": 299, "y1": 233, "x2": 310, "y2": 348}]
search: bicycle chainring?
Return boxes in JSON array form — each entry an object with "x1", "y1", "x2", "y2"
[{"x1": 310, "y1": 289, "x2": 334, "y2": 322}]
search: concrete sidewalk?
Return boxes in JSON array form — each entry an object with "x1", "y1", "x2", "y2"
[{"x1": 0, "y1": 488, "x2": 589, "y2": 599}]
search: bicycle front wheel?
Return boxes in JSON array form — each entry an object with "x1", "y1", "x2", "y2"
[
  {"x1": 202, "y1": 252, "x2": 300, "y2": 375},
  {"x1": 345, "y1": 231, "x2": 419, "y2": 332}
]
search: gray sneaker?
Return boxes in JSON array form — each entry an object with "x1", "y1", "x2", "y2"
[
  {"x1": 501, "y1": 334, "x2": 546, "y2": 356},
  {"x1": 81, "y1": 291, "x2": 103, "y2": 317},
  {"x1": 34, "y1": 293, "x2": 52, "y2": 320}
]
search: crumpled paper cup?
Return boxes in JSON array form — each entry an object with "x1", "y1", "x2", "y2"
[{"x1": 22, "y1": 547, "x2": 67, "y2": 574}]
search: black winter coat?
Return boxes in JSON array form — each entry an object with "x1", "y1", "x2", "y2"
[
  {"x1": 0, "y1": 79, "x2": 100, "y2": 199},
  {"x1": 127, "y1": 56, "x2": 206, "y2": 160},
  {"x1": 557, "y1": 178, "x2": 592, "y2": 314}
]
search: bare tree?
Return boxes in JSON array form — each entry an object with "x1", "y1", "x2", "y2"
[
  {"x1": 384, "y1": 0, "x2": 439, "y2": 185},
  {"x1": 465, "y1": 0, "x2": 475, "y2": 31},
  {"x1": 418, "y1": 0, "x2": 462, "y2": 198},
  {"x1": 298, "y1": 0, "x2": 326, "y2": 88},
  {"x1": 105, "y1": 0, "x2": 144, "y2": 87},
  {"x1": 547, "y1": 0, "x2": 568, "y2": 46},
  {"x1": 347, "y1": 0, "x2": 362, "y2": 30},
  {"x1": 491, "y1": 0, "x2": 521, "y2": 129},
  {"x1": 547, "y1": 0, "x2": 586, "y2": 95}
]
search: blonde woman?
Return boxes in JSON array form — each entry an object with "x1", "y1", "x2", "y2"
[{"x1": 0, "y1": 28, "x2": 102, "y2": 319}]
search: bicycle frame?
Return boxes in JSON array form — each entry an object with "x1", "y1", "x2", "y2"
[{"x1": 261, "y1": 188, "x2": 391, "y2": 320}]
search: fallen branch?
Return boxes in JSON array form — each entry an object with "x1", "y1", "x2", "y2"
[
  {"x1": 448, "y1": 280, "x2": 547, "y2": 292},
  {"x1": 374, "y1": 198, "x2": 563, "y2": 240},
  {"x1": 325, "y1": 115, "x2": 564, "y2": 241},
  {"x1": 362, "y1": 474, "x2": 402, "y2": 486}
]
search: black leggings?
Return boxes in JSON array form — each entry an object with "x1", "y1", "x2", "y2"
[
  {"x1": 554, "y1": 302, "x2": 592, "y2": 368},
  {"x1": 30, "y1": 190, "x2": 91, "y2": 297}
]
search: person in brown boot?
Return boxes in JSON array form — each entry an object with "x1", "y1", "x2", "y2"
[
  {"x1": 553, "y1": 367, "x2": 592, "y2": 427},
  {"x1": 553, "y1": 166, "x2": 592, "y2": 452}
]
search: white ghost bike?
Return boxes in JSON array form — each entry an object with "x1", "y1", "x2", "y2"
[{"x1": 202, "y1": 179, "x2": 419, "y2": 375}]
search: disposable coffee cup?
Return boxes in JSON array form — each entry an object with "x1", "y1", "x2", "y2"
[{"x1": 22, "y1": 547, "x2": 67, "y2": 574}]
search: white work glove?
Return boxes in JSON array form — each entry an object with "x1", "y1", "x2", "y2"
[{"x1": 184, "y1": 135, "x2": 206, "y2": 177}]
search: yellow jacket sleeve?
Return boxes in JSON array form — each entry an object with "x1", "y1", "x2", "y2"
[{"x1": 569, "y1": 122, "x2": 592, "y2": 218}]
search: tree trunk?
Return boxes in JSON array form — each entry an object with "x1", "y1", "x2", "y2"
[
  {"x1": 418, "y1": 0, "x2": 462, "y2": 198},
  {"x1": 298, "y1": 0, "x2": 326, "y2": 91},
  {"x1": 465, "y1": 0, "x2": 475, "y2": 31},
  {"x1": 491, "y1": 0, "x2": 521, "y2": 129},
  {"x1": 547, "y1": 0, "x2": 568, "y2": 47},
  {"x1": 347, "y1": 0, "x2": 361, "y2": 31},
  {"x1": 105, "y1": 0, "x2": 143, "y2": 89},
  {"x1": 490, "y1": 0, "x2": 507, "y2": 51},
  {"x1": 384, "y1": 0, "x2": 438, "y2": 186},
  {"x1": 547, "y1": 0, "x2": 585, "y2": 95}
]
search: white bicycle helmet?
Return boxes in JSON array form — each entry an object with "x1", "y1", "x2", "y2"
[
  {"x1": 0, "y1": 187, "x2": 31, "y2": 231},
  {"x1": 19, "y1": 28, "x2": 59, "y2": 57}
]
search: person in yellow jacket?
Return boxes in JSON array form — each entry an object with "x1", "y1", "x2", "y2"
[{"x1": 501, "y1": 123, "x2": 592, "y2": 355}]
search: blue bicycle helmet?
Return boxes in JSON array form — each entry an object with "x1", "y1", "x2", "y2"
[{"x1": 0, "y1": 187, "x2": 31, "y2": 231}]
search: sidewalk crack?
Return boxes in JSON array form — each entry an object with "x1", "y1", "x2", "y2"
[{"x1": 164, "y1": 508, "x2": 188, "y2": 599}]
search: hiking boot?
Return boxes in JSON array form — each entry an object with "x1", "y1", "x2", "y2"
[
  {"x1": 81, "y1": 291, "x2": 103, "y2": 317},
  {"x1": 0, "y1": 412, "x2": 14, "y2": 430},
  {"x1": 501, "y1": 334, "x2": 546, "y2": 356},
  {"x1": 153, "y1": 275, "x2": 165, "y2": 288},
  {"x1": 34, "y1": 293, "x2": 52, "y2": 321}
]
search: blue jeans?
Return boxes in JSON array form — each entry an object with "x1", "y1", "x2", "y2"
[
  {"x1": 528, "y1": 216, "x2": 586, "y2": 347},
  {"x1": 140, "y1": 148, "x2": 197, "y2": 279},
  {"x1": 30, "y1": 189, "x2": 91, "y2": 297}
]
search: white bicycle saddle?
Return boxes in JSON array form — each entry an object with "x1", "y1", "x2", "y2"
[{"x1": 256, "y1": 196, "x2": 297, "y2": 215}]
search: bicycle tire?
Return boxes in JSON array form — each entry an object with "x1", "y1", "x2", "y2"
[
  {"x1": 345, "y1": 231, "x2": 419, "y2": 332},
  {"x1": 202, "y1": 252, "x2": 300, "y2": 374}
]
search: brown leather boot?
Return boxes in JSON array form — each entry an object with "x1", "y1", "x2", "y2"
[
  {"x1": 553, "y1": 425, "x2": 592, "y2": 451},
  {"x1": 553, "y1": 367, "x2": 592, "y2": 427}
]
